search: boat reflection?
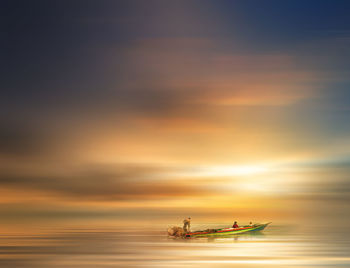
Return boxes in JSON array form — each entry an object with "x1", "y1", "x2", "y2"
[{"x1": 197, "y1": 230, "x2": 267, "y2": 242}]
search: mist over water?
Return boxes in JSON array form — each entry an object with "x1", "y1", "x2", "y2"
[{"x1": 1, "y1": 222, "x2": 349, "y2": 268}]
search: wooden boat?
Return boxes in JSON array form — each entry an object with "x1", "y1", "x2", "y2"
[{"x1": 184, "y1": 222, "x2": 271, "y2": 238}]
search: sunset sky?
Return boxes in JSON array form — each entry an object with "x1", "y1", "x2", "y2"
[{"x1": 2, "y1": 0, "x2": 350, "y2": 227}]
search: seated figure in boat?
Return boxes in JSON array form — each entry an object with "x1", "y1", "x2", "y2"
[
  {"x1": 232, "y1": 221, "x2": 239, "y2": 228},
  {"x1": 183, "y1": 217, "x2": 191, "y2": 232}
]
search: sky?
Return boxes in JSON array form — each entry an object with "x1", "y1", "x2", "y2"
[{"x1": 1, "y1": 0, "x2": 350, "y2": 228}]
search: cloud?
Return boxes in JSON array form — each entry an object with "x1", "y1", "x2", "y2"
[
  {"x1": 116, "y1": 38, "x2": 318, "y2": 108},
  {"x1": 0, "y1": 163, "x2": 212, "y2": 202},
  {"x1": 0, "y1": 122, "x2": 48, "y2": 157}
]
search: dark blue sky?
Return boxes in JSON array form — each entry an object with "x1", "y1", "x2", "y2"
[
  {"x1": 2, "y1": 0, "x2": 350, "y2": 94},
  {"x1": 1, "y1": 0, "x2": 350, "y2": 150}
]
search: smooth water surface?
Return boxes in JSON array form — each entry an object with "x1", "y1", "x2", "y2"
[{"x1": 0, "y1": 223, "x2": 349, "y2": 267}]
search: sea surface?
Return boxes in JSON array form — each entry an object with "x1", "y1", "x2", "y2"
[{"x1": 0, "y1": 223, "x2": 349, "y2": 267}]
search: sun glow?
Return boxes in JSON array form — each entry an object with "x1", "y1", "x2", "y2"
[
  {"x1": 198, "y1": 165, "x2": 269, "y2": 177},
  {"x1": 170, "y1": 165, "x2": 270, "y2": 180}
]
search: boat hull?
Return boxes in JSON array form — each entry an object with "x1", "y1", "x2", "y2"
[{"x1": 185, "y1": 222, "x2": 271, "y2": 238}]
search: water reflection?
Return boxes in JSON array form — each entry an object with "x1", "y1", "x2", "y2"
[
  {"x1": 0, "y1": 224, "x2": 349, "y2": 267},
  {"x1": 206, "y1": 231, "x2": 267, "y2": 242}
]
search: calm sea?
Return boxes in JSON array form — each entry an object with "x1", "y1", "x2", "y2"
[{"x1": 0, "y1": 223, "x2": 349, "y2": 267}]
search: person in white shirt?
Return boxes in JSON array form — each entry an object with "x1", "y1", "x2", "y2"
[{"x1": 183, "y1": 217, "x2": 191, "y2": 232}]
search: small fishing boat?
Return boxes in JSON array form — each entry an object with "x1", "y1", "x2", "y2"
[{"x1": 184, "y1": 222, "x2": 271, "y2": 238}]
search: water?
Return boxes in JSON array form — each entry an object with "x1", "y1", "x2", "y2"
[{"x1": 0, "y1": 223, "x2": 349, "y2": 267}]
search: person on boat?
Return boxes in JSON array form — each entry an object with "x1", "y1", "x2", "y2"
[
  {"x1": 249, "y1": 222, "x2": 253, "y2": 226},
  {"x1": 232, "y1": 221, "x2": 239, "y2": 228},
  {"x1": 183, "y1": 217, "x2": 191, "y2": 232}
]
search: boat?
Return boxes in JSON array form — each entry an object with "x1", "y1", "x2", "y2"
[{"x1": 184, "y1": 222, "x2": 271, "y2": 238}]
